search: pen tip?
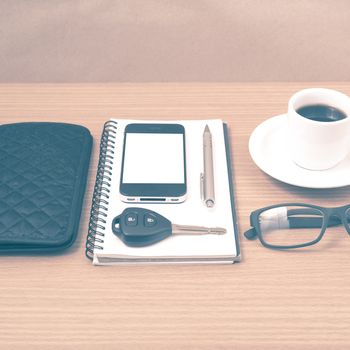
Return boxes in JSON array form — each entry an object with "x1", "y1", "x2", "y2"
[
  {"x1": 206, "y1": 199, "x2": 215, "y2": 208},
  {"x1": 204, "y1": 125, "x2": 210, "y2": 132}
]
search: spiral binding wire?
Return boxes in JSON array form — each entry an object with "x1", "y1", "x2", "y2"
[{"x1": 86, "y1": 120, "x2": 118, "y2": 259}]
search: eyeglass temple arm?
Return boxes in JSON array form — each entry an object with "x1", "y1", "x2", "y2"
[
  {"x1": 288, "y1": 209, "x2": 341, "y2": 228},
  {"x1": 244, "y1": 209, "x2": 342, "y2": 240},
  {"x1": 244, "y1": 228, "x2": 257, "y2": 240}
]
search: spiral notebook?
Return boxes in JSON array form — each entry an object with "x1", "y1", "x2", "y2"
[{"x1": 86, "y1": 119, "x2": 240, "y2": 265}]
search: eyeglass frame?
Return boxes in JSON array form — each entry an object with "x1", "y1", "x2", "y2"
[{"x1": 244, "y1": 202, "x2": 350, "y2": 249}]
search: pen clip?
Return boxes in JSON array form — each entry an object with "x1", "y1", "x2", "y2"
[{"x1": 200, "y1": 173, "x2": 205, "y2": 201}]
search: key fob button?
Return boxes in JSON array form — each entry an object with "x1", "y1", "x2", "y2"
[
  {"x1": 144, "y1": 214, "x2": 157, "y2": 227},
  {"x1": 125, "y1": 212, "x2": 138, "y2": 226}
]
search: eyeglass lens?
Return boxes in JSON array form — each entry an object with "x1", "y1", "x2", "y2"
[{"x1": 257, "y1": 205, "x2": 324, "y2": 247}]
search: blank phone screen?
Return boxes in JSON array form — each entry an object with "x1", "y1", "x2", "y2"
[{"x1": 122, "y1": 133, "x2": 185, "y2": 184}]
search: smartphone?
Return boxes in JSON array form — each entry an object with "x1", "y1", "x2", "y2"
[{"x1": 119, "y1": 123, "x2": 187, "y2": 203}]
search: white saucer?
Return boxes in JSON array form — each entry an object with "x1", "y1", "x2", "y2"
[{"x1": 249, "y1": 114, "x2": 350, "y2": 188}]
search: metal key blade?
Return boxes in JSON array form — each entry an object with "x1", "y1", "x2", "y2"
[{"x1": 172, "y1": 224, "x2": 226, "y2": 235}]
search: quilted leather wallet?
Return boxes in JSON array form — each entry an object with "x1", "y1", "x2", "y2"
[{"x1": 0, "y1": 122, "x2": 92, "y2": 253}]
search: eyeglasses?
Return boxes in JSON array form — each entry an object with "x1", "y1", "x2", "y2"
[{"x1": 244, "y1": 203, "x2": 350, "y2": 249}]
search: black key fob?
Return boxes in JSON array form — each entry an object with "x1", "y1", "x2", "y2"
[{"x1": 112, "y1": 207, "x2": 172, "y2": 247}]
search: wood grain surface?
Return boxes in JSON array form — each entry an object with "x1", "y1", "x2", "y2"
[{"x1": 0, "y1": 83, "x2": 350, "y2": 350}]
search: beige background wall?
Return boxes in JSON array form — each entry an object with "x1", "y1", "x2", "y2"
[{"x1": 1, "y1": 0, "x2": 350, "y2": 82}]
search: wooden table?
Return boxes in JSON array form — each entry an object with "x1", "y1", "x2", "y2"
[{"x1": 1, "y1": 83, "x2": 350, "y2": 350}]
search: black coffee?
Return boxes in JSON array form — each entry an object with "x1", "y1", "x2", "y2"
[{"x1": 296, "y1": 104, "x2": 347, "y2": 122}]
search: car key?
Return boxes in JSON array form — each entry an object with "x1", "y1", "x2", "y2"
[{"x1": 112, "y1": 207, "x2": 226, "y2": 247}]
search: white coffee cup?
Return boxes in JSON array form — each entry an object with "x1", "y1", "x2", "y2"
[{"x1": 287, "y1": 88, "x2": 350, "y2": 170}]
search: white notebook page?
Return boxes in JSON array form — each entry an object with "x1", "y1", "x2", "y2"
[{"x1": 93, "y1": 119, "x2": 237, "y2": 263}]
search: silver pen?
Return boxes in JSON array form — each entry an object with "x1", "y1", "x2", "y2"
[{"x1": 200, "y1": 125, "x2": 215, "y2": 207}]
